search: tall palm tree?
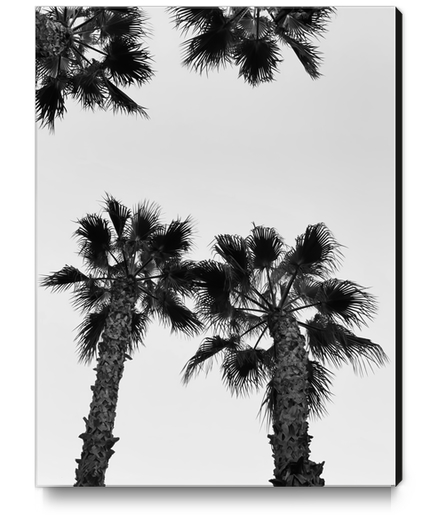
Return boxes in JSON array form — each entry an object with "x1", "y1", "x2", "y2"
[
  {"x1": 36, "y1": 7, "x2": 154, "y2": 131},
  {"x1": 41, "y1": 195, "x2": 201, "y2": 486},
  {"x1": 183, "y1": 223, "x2": 387, "y2": 486},
  {"x1": 169, "y1": 7, "x2": 335, "y2": 86}
]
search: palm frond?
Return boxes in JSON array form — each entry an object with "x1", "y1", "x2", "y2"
[
  {"x1": 71, "y1": 66, "x2": 107, "y2": 110},
  {"x1": 157, "y1": 259, "x2": 198, "y2": 296},
  {"x1": 291, "y1": 276, "x2": 321, "y2": 302},
  {"x1": 103, "y1": 194, "x2": 131, "y2": 238},
  {"x1": 129, "y1": 200, "x2": 162, "y2": 243},
  {"x1": 154, "y1": 291, "x2": 201, "y2": 337},
  {"x1": 75, "y1": 306, "x2": 109, "y2": 363},
  {"x1": 104, "y1": 77, "x2": 149, "y2": 118},
  {"x1": 234, "y1": 36, "x2": 281, "y2": 87},
  {"x1": 287, "y1": 38, "x2": 323, "y2": 80},
  {"x1": 246, "y1": 225, "x2": 284, "y2": 270},
  {"x1": 237, "y1": 11, "x2": 272, "y2": 39},
  {"x1": 90, "y1": 7, "x2": 150, "y2": 44},
  {"x1": 193, "y1": 260, "x2": 235, "y2": 324},
  {"x1": 213, "y1": 234, "x2": 250, "y2": 287},
  {"x1": 168, "y1": 7, "x2": 224, "y2": 35},
  {"x1": 258, "y1": 378, "x2": 276, "y2": 428},
  {"x1": 182, "y1": 335, "x2": 240, "y2": 384},
  {"x1": 72, "y1": 278, "x2": 110, "y2": 312},
  {"x1": 102, "y1": 39, "x2": 154, "y2": 87},
  {"x1": 129, "y1": 309, "x2": 150, "y2": 352},
  {"x1": 180, "y1": 10, "x2": 237, "y2": 73},
  {"x1": 74, "y1": 214, "x2": 112, "y2": 269},
  {"x1": 307, "y1": 360, "x2": 333, "y2": 418},
  {"x1": 40, "y1": 265, "x2": 89, "y2": 292},
  {"x1": 284, "y1": 223, "x2": 342, "y2": 277},
  {"x1": 302, "y1": 315, "x2": 388, "y2": 375},
  {"x1": 274, "y1": 8, "x2": 335, "y2": 41},
  {"x1": 35, "y1": 77, "x2": 68, "y2": 131},
  {"x1": 222, "y1": 346, "x2": 271, "y2": 396},
  {"x1": 316, "y1": 279, "x2": 378, "y2": 327},
  {"x1": 151, "y1": 217, "x2": 194, "y2": 262}
]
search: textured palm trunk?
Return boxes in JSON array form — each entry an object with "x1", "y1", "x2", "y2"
[
  {"x1": 268, "y1": 312, "x2": 324, "y2": 486},
  {"x1": 74, "y1": 278, "x2": 136, "y2": 487}
]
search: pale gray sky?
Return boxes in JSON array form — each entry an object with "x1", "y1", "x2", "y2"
[{"x1": 36, "y1": 6, "x2": 397, "y2": 487}]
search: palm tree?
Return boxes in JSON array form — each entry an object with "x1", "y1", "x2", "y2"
[
  {"x1": 169, "y1": 7, "x2": 335, "y2": 86},
  {"x1": 41, "y1": 195, "x2": 201, "y2": 486},
  {"x1": 182, "y1": 223, "x2": 388, "y2": 486},
  {"x1": 36, "y1": 7, "x2": 154, "y2": 131}
]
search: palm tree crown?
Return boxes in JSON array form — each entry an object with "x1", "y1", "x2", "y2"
[
  {"x1": 185, "y1": 222, "x2": 387, "y2": 412},
  {"x1": 42, "y1": 195, "x2": 200, "y2": 362},
  {"x1": 183, "y1": 223, "x2": 387, "y2": 485},
  {"x1": 169, "y1": 7, "x2": 336, "y2": 86},
  {"x1": 36, "y1": 7, "x2": 154, "y2": 131}
]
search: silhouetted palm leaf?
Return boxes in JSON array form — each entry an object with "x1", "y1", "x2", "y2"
[
  {"x1": 169, "y1": 7, "x2": 225, "y2": 35},
  {"x1": 213, "y1": 234, "x2": 250, "y2": 289},
  {"x1": 284, "y1": 223, "x2": 342, "y2": 277},
  {"x1": 75, "y1": 214, "x2": 112, "y2": 270},
  {"x1": 153, "y1": 290, "x2": 201, "y2": 337},
  {"x1": 247, "y1": 225, "x2": 284, "y2": 270},
  {"x1": 104, "y1": 78, "x2": 149, "y2": 118},
  {"x1": 104, "y1": 194, "x2": 131, "y2": 239},
  {"x1": 278, "y1": 34, "x2": 322, "y2": 79},
  {"x1": 234, "y1": 36, "x2": 281, "y2": 86},
  {"x1": 129, "y1": 309, "x2": 150, "y2": 353},
  {"x1": 151, "y1": 217, "x2": 194, "y2": 261},
  {"x1": 40, "y1": 265, "x2": 89, "y2": 292},
  {"x1": 88, "y1": 7, "x2": 149, "y2": 44},
  {"x1": 222, "y1": 346, "x2": 271, "y2": 396},
  {"x1": 76, "y1": 306, "x2": 110, "y2": 363},
  {"x1": 72, "y1": 279, "x2": 110, "y2": 312},
  {"x1": 157, "y1": 260, "x2": 197, "y2": 295},
  {"x1": 182, "y1": 335, "x2": 240, "y2": 384},
  {"x1": 128, "y1": 201, "x2": 162, "y2": 243},
  {"x1": 307, "y1": 360, "x2": 333, "y2": 418},
  {"x1": 71, "y1": 69, "x2": 107, "y2": 110},
  {"x1": 302, "y1": 315, "x2": 387, "y2": 375},
  {"x1": 193, "y1": 260, "x2": 236, "y2": 327},
  {"x1": 35, "y1": 77, "x2": 69, "y2": 130},
  {"x1": 102, "y1": 39, "x2": 153, "y2": 87},
  {"x1": 175, "y1": 7, "x2": 240, "y2": 72},
  {"x1": 316, "y1": 279, "x2": 377, "y2": 327}
]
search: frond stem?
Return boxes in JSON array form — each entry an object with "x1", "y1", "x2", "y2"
[
  {"x1": 278, "y1": 268, "x2": 299, "y2": 309},
  {"x1": 287, "y1": 301, "x2": 322, "y2": 315},
  {"x1": 253, "y1": 325, "x2": 268, "y2": 349},
  {"x1": 266, "y1": 266, "x2": 276, "y2": 305},
  {"x1": 134, "y1": 255, "x2": 154, "y2": 277},
  {"x1": 239, "y1": 319, "x2": 267, "y2": 340},
  {"x1": 244, "y1": 290, "x2": 272, "y2": 310}
]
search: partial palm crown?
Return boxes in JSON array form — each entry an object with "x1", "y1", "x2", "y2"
[
  {"x1": 36, "y1": 7, "x2": 154, "y2": 130},
  {"x1": 169, "y1": 7, "x2": 336, "y2": 86},
  {"x1": 41, "y1": 195, "x2": 201, "y2": 363},
  {"x1": 183, "y1": 223, "x2": 388, "y2": 420}
]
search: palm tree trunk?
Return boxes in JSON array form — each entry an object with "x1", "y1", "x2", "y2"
[
  {"x1": 74, "y1": 278, "x2": 136, "y2": 487},
  {"x1": 268, "y1": 312, "x2": 324, "y2": 486}
]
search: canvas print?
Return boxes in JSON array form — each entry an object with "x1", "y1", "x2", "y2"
[{"x1": 36, "y1": 6, "x2": 401, "y2": 487}]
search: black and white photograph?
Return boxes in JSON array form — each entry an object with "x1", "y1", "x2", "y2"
[{"x1": 34, "y1": 5, "x2": 400, "y2": 489}]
